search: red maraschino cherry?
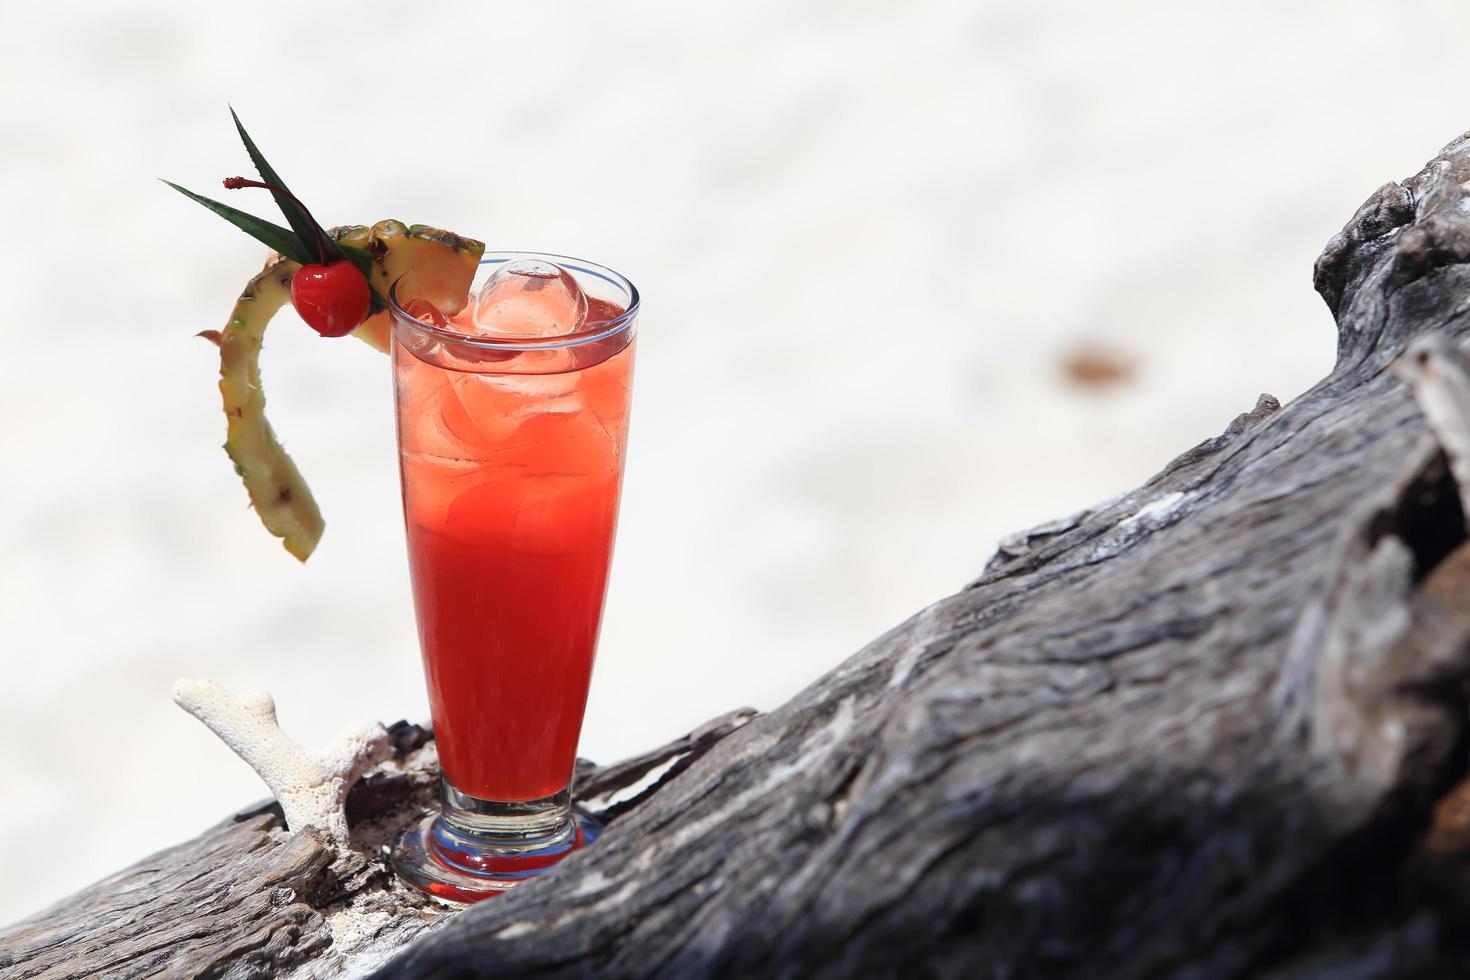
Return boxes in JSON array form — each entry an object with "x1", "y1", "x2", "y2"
[
  {"x1": 222, "y1": 176, "x2": 372, "y2": 337},
  {"x1": 289, "y1": 261, "x2": 372, "y2": 337}
]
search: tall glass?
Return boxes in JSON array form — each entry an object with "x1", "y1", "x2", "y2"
[{"x1": 386, "y1": 253, "x2": 638, "y2": 902}]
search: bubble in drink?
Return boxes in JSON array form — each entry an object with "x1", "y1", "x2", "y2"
[{"x1": 471, "y1": 257, "x2": 588, "y2": 338}]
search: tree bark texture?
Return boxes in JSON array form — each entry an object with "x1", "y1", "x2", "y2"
[{"x1": 11, "y1": 132, "x2": 1470, "y2": 979}]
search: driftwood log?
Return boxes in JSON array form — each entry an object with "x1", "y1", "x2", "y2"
[{"x1": 10, "y1": 131, "x2": 1470, "y2": 979}]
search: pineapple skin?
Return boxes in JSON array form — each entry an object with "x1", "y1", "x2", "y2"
[{"x1": 216, "y1": 256, "x2": 323, "y2": 561}]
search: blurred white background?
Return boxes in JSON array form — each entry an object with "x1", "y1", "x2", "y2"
[{"x1": 4, "y1": 0, "x2": 1470, "y2": 925}]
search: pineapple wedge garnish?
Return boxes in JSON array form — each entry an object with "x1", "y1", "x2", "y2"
[{"x1": 205, "y1": 221, "x2": 483, "y2": 560}]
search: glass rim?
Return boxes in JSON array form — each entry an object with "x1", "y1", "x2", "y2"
[{"x1": 387, "y1": 251, "x2": 639, "y2": 352}]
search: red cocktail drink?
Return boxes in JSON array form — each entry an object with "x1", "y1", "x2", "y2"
[{"x1": 388, "y1": 254, "x2": 638, "y2": 901}]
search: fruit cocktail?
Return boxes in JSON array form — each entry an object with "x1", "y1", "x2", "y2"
[
  {"x1": 387, "y1": 254, "x2": 638, "y2": 901},
  {"x1": 169, "y1": 113, "x2": 634, "y2": 902}
]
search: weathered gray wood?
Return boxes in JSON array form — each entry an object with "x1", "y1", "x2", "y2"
[
  {"x1": 0, "y1": 812, "x2": 333, "y2": 980},
  {"x1": 0, "y1": 717, "x2": 755, "y2": 980},
  {"x1": 10, "y1": 130, "x2": 1470, "y2": 979},
  {"x1": 371, "y1": 133, "x2": 1470, "y2": 978}
]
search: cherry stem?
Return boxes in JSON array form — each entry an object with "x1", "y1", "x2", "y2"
[{"x1": 223, "y1": 176, "x2": 331, "y2": 265}]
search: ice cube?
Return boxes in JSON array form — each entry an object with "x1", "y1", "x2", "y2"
[
  {"x1": 400, "y1": 373, "x2": 484, "y2": 460},
  {"x1": 444, "y1": 406, "x2": 620, "y2": 554},
  {"x1": 470, "y1": 257, "x2": 589, "y2": 338},
  {"x1": 426, "y1": 371, "x2": 582, "y2": 457}
]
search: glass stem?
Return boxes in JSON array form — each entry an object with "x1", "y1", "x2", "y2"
[{"x1": 440, "y1": 780, "x2": 575, "y2": 845}]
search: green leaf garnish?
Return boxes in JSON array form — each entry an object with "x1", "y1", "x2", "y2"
[
  {"x1": 161, "y1": 180, "x2": 313, "y2": 264},
  {"x1": 229, "y1": 107, "x2": 350, "y2": 269},
  {"x1": 167, "y1": 107, "x2": 388, "y2": 315}
]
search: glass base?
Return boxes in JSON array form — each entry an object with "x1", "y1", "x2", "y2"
[{"x1": 390, "y1": 784, "x2": 602, "y2": 904}]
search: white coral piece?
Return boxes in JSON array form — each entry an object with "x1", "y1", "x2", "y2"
[{"x1": 172, "y1": 678, "x2": 390, "y2": 843}]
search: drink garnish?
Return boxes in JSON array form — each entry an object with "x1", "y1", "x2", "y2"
[
  {"x1": 164, "y1": 109, "x2": 485, "y2": 560},
  {"x1": 219, "y1": 176, "x2": 372, "y2": 337}
]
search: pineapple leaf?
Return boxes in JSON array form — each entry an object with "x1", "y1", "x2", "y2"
[
  {"x1": 337, "y1": 242, "x2": 388, "y2": 314},
  {"x1": 229, "y1": 106, "x2": 349, "y2": 268},
  {"x1": 162, "y1": 180, "x2": 313, "y2": 265}
]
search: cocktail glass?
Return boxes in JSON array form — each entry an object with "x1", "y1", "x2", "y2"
[{"x1": 386, "y1": 252, "x2": 638, "y2": 902}]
